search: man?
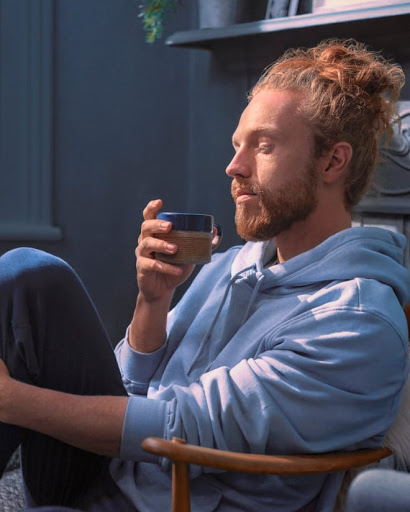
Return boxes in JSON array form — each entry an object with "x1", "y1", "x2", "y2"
[{"x1": 0, "y1": 39, "x2": 409, "y2": 512}]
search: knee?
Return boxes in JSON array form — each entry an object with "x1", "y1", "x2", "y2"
[
  {"x1": 0, "y1": 248, "x2": 75, "y2": 291},
  {"x1": 345, "y1": 470, "x2": 382, "y2": 510},
  {"x1": 346, "y1": 469, "x2": 410, "y2": 512}
]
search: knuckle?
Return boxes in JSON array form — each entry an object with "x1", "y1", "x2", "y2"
[
  {"x1": 137, "y1": 238, "x2": 149, "y2": 254},
  {"x1": 140, "y1": 221, "x2": 149, "y2": 236}
]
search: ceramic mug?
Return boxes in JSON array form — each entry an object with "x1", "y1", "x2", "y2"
[{"x1": 154, "y1": 212, "x2": 223, "y2": 265}]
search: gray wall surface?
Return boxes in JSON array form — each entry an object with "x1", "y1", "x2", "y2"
[{"x1": 1, "y1": 1, "x2": 408, "y2": 344}]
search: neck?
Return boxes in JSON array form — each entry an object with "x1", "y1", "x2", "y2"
[{"x1": 274, "y1": 204, "x2": 352, "y2": 263}]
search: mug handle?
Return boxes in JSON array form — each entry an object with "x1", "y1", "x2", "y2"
[{"x1": 212, "y1": 224, "x2": 223, "y2": 252}]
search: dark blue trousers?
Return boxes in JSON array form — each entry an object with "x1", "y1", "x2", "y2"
[{"x1": 0, "y1": 248, "x2": 131, "y2": 510}]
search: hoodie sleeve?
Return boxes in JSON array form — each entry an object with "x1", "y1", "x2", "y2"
[
  {"x1": 115, "y1": 248, "x2": 241, "y2": 397},
  {"x1": 119, "y1": 278, "x2": 409, "y2": 474},
  {"x1": 115, "y1": 328, "x2": 168, "y2": 395}
]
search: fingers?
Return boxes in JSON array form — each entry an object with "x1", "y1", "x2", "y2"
[
  {"x1": 138, "y1": 255, "x2": 184, "y2": 277},
  {"x1": 136, "y1": 236, "x2": 176, "y2": 260},
  {"x1": 140, "y1": 217, "x2": 172, "y2": 240},
  {"x1": 140, "y1": 199, "x2": 172, "y2": 239},
  {"x1": 142, "y1": 199, "x2": 162, "y2": 221},
  {"x1": 138, "y1": 199, "x2": 173, "y2": 258},
  {"x1": 136, "y1": 233, "x2": 184, "y2": 278}
]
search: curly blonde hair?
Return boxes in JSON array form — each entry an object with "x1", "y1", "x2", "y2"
[{"x1": 250, "y1": 39, "x2": 405, "y2": 209}]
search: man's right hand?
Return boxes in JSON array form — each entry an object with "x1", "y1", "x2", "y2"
[
  {"x1": 135, "y1": 199, "x2": 195, "y2": 303},
  {"x1": 129, "y1": 200, "x2": 195, "y2": 353}
]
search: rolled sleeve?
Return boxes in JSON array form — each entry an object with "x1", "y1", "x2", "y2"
[
  {"x1": 115, "y1": 328, "x2": 167, "y2": 395},
  {"x1": 120, "y1": 394, "x2": 169, "y2": 463}
]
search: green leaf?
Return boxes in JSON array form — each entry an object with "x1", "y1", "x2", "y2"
[{"x1": 138, "y1": 0, "x2": 178, "y2": 43}]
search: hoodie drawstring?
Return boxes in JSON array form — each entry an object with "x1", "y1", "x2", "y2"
[
  {"x1": 240, "y1": 272, "x2": 265, "y2": 327},
  {"x1": 187, "y1": 264, "x2": 258, "y2": 376}
]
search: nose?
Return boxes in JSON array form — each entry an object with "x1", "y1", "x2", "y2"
[{"x1": 225, "y1": 148, "x2": 251, "y2": 179}]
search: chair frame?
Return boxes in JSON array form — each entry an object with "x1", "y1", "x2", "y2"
[{"x1": 142, "y1": 437, "x2": 392, "y2": 512}]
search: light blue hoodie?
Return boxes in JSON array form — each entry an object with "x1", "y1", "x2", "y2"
[{"x1": 111, "y1": 227, "x2": 410, "y2": 512}]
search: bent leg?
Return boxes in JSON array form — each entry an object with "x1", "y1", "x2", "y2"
[
  {"x1": 0, "y1": 248, "x2": 127, "y2": 507},
  {"x1": 345, "y1": 468, "x2": 410, "y2": 512}
]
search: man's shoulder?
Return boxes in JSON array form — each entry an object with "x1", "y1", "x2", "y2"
[
  {"x1": 294, "y1": 277, "x2": 408, "y2": 346},
  {"x1": 303, "y1": 277, "x2": 404, "y2": 320}
]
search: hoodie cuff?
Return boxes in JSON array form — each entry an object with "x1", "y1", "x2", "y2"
[
  {"x1": 115, "y1": 328, "x2": 167, "y2": 395},
  {"x1": 120, "y1": 394, "x2": 169, "y2": 463}
]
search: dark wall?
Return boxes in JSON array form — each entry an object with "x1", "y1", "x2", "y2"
[
  {"x1": 0, "y1": 0, "x2": 202, "y2": 343},
  {"x1": 1, "y1": 2, "x2": 408, "y2": 343},
  {"x1": 52, "y1": 0, "x2": 195, "y2": 340}
]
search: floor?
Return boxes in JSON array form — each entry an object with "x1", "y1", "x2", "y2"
[{"x1": 0, "y1": 452, "x2": 24, "y2": 511}]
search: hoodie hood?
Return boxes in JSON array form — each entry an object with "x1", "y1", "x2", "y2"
[{"x1": 231, "y1": 226, "x2": 410, "y2": 306}]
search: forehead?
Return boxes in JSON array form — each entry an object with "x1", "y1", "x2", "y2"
[{"x1": 234, "y1": 89, "x2": 308, "y2": 138}]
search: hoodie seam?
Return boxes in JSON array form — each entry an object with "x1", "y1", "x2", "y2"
[{"x1": 264, "y1": 304, "x2": 408, "y2": 353}]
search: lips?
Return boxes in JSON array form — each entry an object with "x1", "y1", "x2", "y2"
[{"x1": 232, "y1": 184, "x2": 258, "y2": 204}]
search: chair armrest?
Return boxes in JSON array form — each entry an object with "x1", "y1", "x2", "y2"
[{"x1": 142, "y1": 437, "x2": 392, "y2": 475}]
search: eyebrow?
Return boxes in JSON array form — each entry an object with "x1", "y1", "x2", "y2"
[{"x1": 232, "y1": 126, "x2": 281, "y2": 145}]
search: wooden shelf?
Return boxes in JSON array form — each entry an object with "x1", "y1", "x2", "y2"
[{"x1": 166, "y1": 3, "x2": 410, "y2": 67}]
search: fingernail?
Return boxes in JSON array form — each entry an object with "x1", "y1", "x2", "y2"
[
  {"x1": 160, "y1": 222, "x2": 169, "y2": 229},
  {"x1": 167, "y1": 244, "x2": 176, "y2": 252}
]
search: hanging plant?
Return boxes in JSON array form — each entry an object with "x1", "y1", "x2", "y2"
[{"x1": 138, "y1": 0, "x2": 178, "y2": 43}]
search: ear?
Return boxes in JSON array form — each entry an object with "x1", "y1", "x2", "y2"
[{"x1": 319, "y1": 142, "x2": 352, "y2": 184}]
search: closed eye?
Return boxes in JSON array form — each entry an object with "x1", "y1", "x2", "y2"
[{"x1": 258, "y1": 144, "x2": 273, "y2": 153}]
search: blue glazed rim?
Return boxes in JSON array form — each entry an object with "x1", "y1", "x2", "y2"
[{"x1": 158, "y1": 212, "x2": 214, "y2": 233}]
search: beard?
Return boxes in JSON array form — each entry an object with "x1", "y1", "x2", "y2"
[{"x1": 232, "y1": 164, "x2": 319, "y2": 242}]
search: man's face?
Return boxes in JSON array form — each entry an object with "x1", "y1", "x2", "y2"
[{"x1": 226, "y1": 89, "x2": 319, "y2": 241}]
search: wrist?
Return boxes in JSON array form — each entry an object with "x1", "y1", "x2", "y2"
[
  {"x1": 128, "y1": 293, "x2": 171, "y2": 353},
  {"x1": 137, "y1": 288, "x2": 173, "y2": 306}
]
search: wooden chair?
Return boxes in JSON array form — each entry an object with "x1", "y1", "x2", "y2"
[{"x1": 142, "y1": 304, "x2": 410, "y2": 512}]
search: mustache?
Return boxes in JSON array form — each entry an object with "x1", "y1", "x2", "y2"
[{"x1": 231, "y1": 181, "x2": 262, "y2": 198}]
